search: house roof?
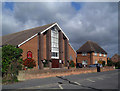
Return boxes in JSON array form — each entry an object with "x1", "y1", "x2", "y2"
[
  {"x1": 111, "y1": 54, "x2": 120, "y2": 58},
  {"x1": 2, "y1": 22, "x2": 56, "y2": 46},
  {"x1": 77, "y1": 40, "x2": 107, "y2": 54}
]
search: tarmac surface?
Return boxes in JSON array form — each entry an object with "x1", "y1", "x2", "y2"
[{"x1": 2, "y1": 69, "x2": 119, "y2": 90}]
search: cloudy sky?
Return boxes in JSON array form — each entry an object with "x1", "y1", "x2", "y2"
[{"x1": 2, "y1": 2, "x2": 118, "y2": 57}]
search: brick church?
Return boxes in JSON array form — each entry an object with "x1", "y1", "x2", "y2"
[{"x1": 2, "y1": 23, "x2": 76, "y2": 69}]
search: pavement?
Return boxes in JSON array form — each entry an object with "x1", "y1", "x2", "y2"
[{"x1": 2, "y1": 69, "x2": 119, "y2": 90}]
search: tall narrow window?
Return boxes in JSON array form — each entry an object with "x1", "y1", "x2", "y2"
[{"x1": 51, "y1": 27, "x2": 59, "y2": 59}]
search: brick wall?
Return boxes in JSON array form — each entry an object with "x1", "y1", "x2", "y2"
[
  {"x1": 19, "y1": 36, "x2": 38, "y2": 69},
  {"x1": 77, "y1": 53, "x2": 91, "y2": 65},
  {"x1": 77, "y1": 53, "x2": 107, "y2": 65},
  {"x1": 68, "y1": 44, "x2": 76, "y2": 64},
  {"x1": 43, "y1": 34, "x2": 47, "y2": 59},
  {"x1": 62, "y1": 38, "x2": 65, "y2": 63},
  {"x1": 92, "y1": 53, "x2": 107, "y2": 64},
  {"x1": 18, "y1": 66, "x2": 115, "y2": 81}
]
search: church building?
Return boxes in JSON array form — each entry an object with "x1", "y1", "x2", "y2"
[{"x1": 2, "y1": 23, "x2": 76, "y2": 69}]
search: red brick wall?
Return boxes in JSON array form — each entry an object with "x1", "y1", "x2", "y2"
[
  {"x1": 19, "y1": 29, "x2": 77, "y2": 69},
  {"x1": 43, "y1": 34, "x2": 47, "y2": 59},
  {"x1": 77, "y1": 52, "x2": 107, "y2": 65},
  {"x1": 18, "y1": 66, "x2": 115, "y2": 81},
  {"x1": 77, "y1": 53, "x2": 91, "y2": 65},
  {"x1": 92, "y1": 53, "x2": 107, "y2": 64},
  {"x1": 62, "y1": 38, "x2": 65, "y2": 63},
  {"x1": 19, "y1": 36, "x2": 38, "y2": 69},
  {"x1": 68, "y1": 44, "x2": 76, "y2": 64}
]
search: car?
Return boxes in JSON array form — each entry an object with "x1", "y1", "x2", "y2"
[
  {"x1": 88, "y1": 64, "x2": 97, "y2": 68},
  {"x1": 88, "y1": 64, "x2": 103, "y2": 68}
]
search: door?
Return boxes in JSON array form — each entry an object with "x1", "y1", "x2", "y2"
[{"x1": 52, "y1": 59, "x2": 59, "y2": 68}]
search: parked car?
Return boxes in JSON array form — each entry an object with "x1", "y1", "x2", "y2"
[
  {"x1": 88, "y1": 64, "x2": 97, "y2": 68},
  {"x1": 88, "y1": 64, "x2": 103, "y2": 68}
]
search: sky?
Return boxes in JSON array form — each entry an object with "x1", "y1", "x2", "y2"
[{"x1": 2, "y1": 2, "x2": 118, "y2": 57}]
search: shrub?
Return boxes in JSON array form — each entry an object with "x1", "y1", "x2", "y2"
[
  {"x1": 107, "y1": 59, "x2": 114, "y2": 66},
  {"x1": 43, "y1": 60, "x2": 49, "y2": 67},
  {"x1": 69, "y1": 60, "x2": 75, "y2": 67},
  {"x1": 102, "y1": 61, "x2": 106, "y2": 67},
  {"x1": 23, "y1": 58, "x2": 36, "y2": 68},
  {"x1": 2, "y1": 45, "x2": 23, "y2": 83},
  {"x1": 115, "y1": 61, "x2": 120, "y2": 69}
]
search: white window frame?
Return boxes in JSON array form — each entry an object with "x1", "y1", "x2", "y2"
[
  {"x1": 51, "y1": 27, "x2": 59, "y2": 59},
  {"x1": 82, "y1": 60, "x2": 88, "y2": 65},
  {"x1": 82, "y1": 53, "x2": 87, "y2": 56},
  {"x1": 99, "y1": 53, "x2": 102, "y2": 57},
  {"x1": 95, "y1": 60, "x2": 98, "y2": 64},
  {"x1": 94, "y1": 52, "x2": 97, "y2": 56},
  {"x1": 103, "y1": 54, "x2": 106, "y2": 57}
]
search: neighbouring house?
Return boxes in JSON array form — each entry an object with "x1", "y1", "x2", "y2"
[
  {"x1": 111, "y1": 54, "x2": 120, "y2": 62},
  {"x1": 2, "y1": 23, "x2": 76, "y2": 69},
  {"x1": 76, "y1": 40, "x2": 107, "y2": 67}
]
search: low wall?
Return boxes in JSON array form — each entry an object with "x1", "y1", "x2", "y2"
[{"x1": 18, "y1": 66, "x2": 115, "y2": 81}]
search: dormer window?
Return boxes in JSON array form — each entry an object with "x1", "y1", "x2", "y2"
[
  {"x1": 99, "y1": 53, "x2": 102, "y2": 57},
  {"x1": 82, "y1": 53, "x2": 87, "y2": 56}
]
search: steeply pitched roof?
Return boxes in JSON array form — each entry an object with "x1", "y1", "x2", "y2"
[
  {"x1": 77, "y1": 40, "x2": 107, "y2": 54},
  {"x1": 2, "y1": 23, "x2": 55, "y2": 46}
]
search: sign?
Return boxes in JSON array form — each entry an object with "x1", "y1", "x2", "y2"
[
  {"x1": 59, "y1": 60, "x2": 62, "y2": 63},
  {"x1": 27, "y1": 51, "x2": 32, "y2": 58}
]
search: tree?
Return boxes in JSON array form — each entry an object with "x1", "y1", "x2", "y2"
[
  {"x1": 107, "y1": 59, "x2": 114, "y2": 66},
  {"x1": 2, "y1": 45, "x2": 23, "y2": 83}
]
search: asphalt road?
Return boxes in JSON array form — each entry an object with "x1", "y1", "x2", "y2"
[{"x1": 2, "y1": 69, "x2": 119, "y2": 90}]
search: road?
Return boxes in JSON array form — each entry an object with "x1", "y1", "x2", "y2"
[{"x1": 2, "y1": 70, "x2": 119, "y2": 90}]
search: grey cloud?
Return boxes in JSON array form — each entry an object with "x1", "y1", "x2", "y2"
[{"x1": 2, "y1": 2, "x2": 118, "y2": 57}]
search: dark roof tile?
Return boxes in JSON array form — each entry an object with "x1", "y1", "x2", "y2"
[
  {"x1": 77, "y1": 40, "x2": 107, "y2": 54},
  {"x1": 2, "y1": 23, "x2": 55, "y2": 46}
]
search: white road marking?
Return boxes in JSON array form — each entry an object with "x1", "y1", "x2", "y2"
[
  {"x1": 58, "y1": 84, "x2": 63, "y2": 89},
  {"x1": 74, "y1": 82, "x2": 81, "y2": 85},
  {"x1": 86, "y1": 79, "x2": 95, "y2": 82}
]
